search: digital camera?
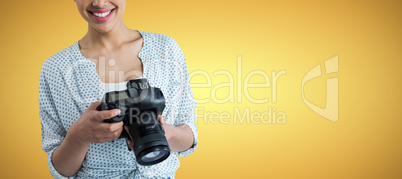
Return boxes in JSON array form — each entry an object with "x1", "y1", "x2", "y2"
[{"x1": 100, "y1": 78, "x2": 170, "y2": 166}]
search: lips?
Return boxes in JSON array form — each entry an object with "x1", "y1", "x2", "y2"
[{"x1": 87, "y1": 8, "x2": 115, "y2": 22}]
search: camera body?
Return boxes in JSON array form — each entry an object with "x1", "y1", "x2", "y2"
[{"x1": 100, "y1": 78, "x2": 170, "y2": 166}]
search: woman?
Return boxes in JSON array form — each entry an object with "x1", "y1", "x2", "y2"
[{"x1": 39, "y1": 0, "x2": 198, "y2": 178}]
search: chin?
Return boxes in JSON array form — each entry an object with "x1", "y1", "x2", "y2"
[
  {"x1": 85, "y1": 12, "x2": 118, "y2": 34},
  {"x1": 92, "y1": 23, "x2": 114, "y2": 34}
]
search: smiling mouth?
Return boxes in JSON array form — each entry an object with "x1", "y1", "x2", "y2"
[{"x1": 88, "y1": 8, "x2": 115, "y2": 18}]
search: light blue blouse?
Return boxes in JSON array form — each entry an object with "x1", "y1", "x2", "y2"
[{"x1": 39, "y1": 30, "x2": 198, "y2": 178}]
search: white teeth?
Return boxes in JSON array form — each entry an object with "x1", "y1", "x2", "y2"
[{"x1": 93, "y1": 10, "x2": 112, "y2": 17}]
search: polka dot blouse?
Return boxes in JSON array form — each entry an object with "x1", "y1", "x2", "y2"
[{"x1": 39, "y1": 30, "x2": 198, "y2": 178}]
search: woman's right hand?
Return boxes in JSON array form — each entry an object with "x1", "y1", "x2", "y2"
[{"x1": 68, "y1": 100, "x2": 124, "y2": 144}]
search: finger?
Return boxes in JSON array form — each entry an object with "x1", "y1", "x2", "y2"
[
  {"x1": 157, "y1": 115, "x2": 163, "y2": 124},
  {"x1": 96, "y1": 109, "x2": 121, "y2": 120},
  {"x1": 158, "y1": 116, "x2": 166, "y2": 125},
  {"x1": 124, "y1": 127, "x2": 134, "y2": 151},
  {"x1": 111, "y1": 127, "x2": 123, "y2": 139},
  {"x1": 101, "y1": 136, "x2": 118, "y2": 143},
  {"x1": 109, "y1": 121, "x2": 124, "y2": 132},
  {"x1": 95, "y1": 136, "x2": 112, "y2": 143},
  {"x1": 124, "y1": 125, "x2": 130, "y2": 132},
  {"x1": 103, "y1": 127, "x2": 123, "y2": 141},
  {"x1": 157, "y1": 116, "x2": 161, "y2": 124},
  {"x1": 98, "y1": 121, "x2": 124, "y2": 133},
  {"x1": 126, "y1": 139, "x2": 134, "y2": 151},
  {"x1": 88, "y1": 100, "x2": 102, "y2": 110},
  {"x1": 126, "y1": 139, "x2": 132, "y2": 146}
]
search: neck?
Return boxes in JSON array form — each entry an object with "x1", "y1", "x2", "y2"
[{"x1": 81, "y1": 18, "x2": 133, "y2": 50}]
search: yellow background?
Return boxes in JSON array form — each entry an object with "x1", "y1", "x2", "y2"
[{"x1": 1, "y1": 0, "x2": 401, "y2": 178}]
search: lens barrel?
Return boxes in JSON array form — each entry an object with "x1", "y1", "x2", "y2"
[{"x1": 128, "y1": 110, "x2": 170, "y2": 165}]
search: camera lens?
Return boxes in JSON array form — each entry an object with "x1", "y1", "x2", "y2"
[
  {"x1": 140, "y1": 148, "x2": 168, "y2": 163},
  {"x1": 129, "y1": 110, "x2": 170, "y2": 165},
  {"x1": 135, "y1": 140, "x2": 170, "y2": 165}
]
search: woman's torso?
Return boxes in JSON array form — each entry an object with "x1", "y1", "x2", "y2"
[{"x1": 49, "y1": 30, "x2": 185, "y2": 178}]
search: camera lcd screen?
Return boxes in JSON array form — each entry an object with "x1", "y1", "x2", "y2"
[{"x1": 110, "y1": 91, "x2": 129, "y2": 101}]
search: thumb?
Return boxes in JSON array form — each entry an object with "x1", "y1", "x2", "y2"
[{"x1": 158, "y1": 115, "x2": 166, "y2": 125}]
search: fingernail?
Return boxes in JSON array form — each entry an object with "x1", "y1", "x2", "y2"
[{"x1": 115, "y1": 109, "x2": 121, "y2": 115}]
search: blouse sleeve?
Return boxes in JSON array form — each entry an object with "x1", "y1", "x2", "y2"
[
  {"x1": 39, "y1": 60, "x2": 74, "y2": 179},
  {"x1": 169, "y1": 38, "x2": 199, "y2": 157}
]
